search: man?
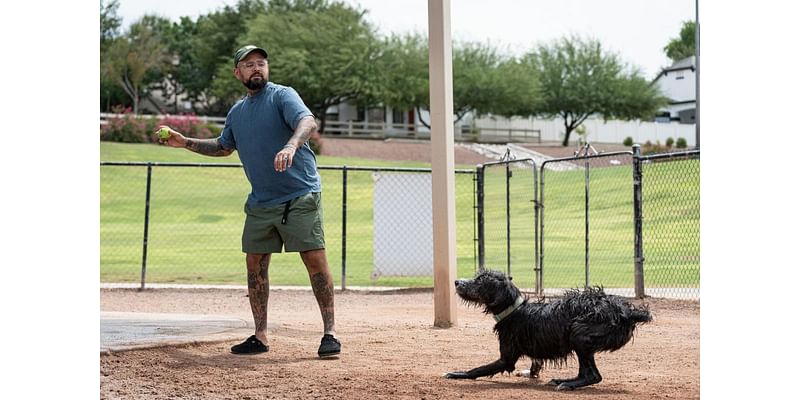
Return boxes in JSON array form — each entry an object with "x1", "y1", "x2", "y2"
[{"x1": 155, "y1": 45, "x2": 340, "y2": 358}]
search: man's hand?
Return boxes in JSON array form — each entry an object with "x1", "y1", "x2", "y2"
[
  {"x1": 155, "y1": 126, "x2": 187, "y2": 148},
  {"x1": 274, "y1": 144, "x2": 296, "y2": 172}
]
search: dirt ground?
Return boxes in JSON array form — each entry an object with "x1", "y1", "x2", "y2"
[
  {"x1": 319, "y1": 137, "x2": 633, "y2": 165},
  {"x1": 100, "y1": 288, "x2": 699, "y2": 399},
  {"x1": 319, "y1": 137, "x2": 493, "y2": 165}
]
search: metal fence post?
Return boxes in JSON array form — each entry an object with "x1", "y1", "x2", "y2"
[
  {"x1": 583, "y1": 152, "x2": 590, "y2": 289},
  {"x1": 538, "y1": 164, "x2": 546, "y2": 296},
  {"x1": 140, "y1": 163, "x2": 153, "y2": 291},
  {"x1": 505, "y1": 162, "x2": 512, "y2": 276},
  {"x1": 341, "y1": 166, "x2": 348, "y2": 290},
  {"x1": 476, "y1": 165, "x2": 485, "y2": 270},
  {"x1": 533, "y1": 163, "x2": 542, "y2": 297},
  {"x1": 632, "y1": 145, "x2": 645, "y2": 298}
]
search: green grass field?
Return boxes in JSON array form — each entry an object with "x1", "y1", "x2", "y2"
[{"x1": 100, "y1": 142, "x2": 699, "y2": 290}]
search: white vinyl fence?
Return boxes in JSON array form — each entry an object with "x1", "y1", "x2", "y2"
[{"x1": 472, "y1": 116, "x2": 696, "y2": 147}]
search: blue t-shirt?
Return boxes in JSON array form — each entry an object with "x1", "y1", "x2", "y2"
[{"x1": 218, "y1": 82, "x2": 320, "y2": 207}]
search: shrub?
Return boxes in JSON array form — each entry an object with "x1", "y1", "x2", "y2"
[
  {"x1": 158, "y1": 114, "x2": 217, "y2": 140},
  {"x1": 623, "y1": 136, "x2": 634, "y2": 146},
  {"x1": 642, "y1": 140, "x2": 671, "y2": 155},
  {"x1": 666, "y1": 137, "x2": 675, "y2": 148},
  {"x1": 100, "y1": 106, "x2": 219, "y2": 143},
  {"x1": 676, "y1": 137, "x2": 688, "y2": 148},
  {"x1": 100, "y1": 106, "x2": 155, "y2": 143}
]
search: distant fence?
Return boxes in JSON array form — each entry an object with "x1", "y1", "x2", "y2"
[
  {"x1": 474, "y1": 116, "x2": 696, "y2": 147},
  {"x1": 101, "y1": 146, "x2": 699, "y2": 299},
  {"x1": 100, "y1": 113, "x2": 693, "y2": 146},
  {"x1": 101, "y1": 113, "x2": 536, "y2": 143},
  {"x1": 323, "y1": 119, "x2": 541, "y2": 143}
]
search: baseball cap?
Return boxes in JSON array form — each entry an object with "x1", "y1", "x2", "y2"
[{"x1": 233, "y1": 45, "x2": 268, "y2": 66}]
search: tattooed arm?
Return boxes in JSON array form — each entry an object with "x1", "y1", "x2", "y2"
[
  {"x1": 155, "y1": 125, "x2": 234, "y2": 157},
  {"x1": 285, "y1": 116, "x2": 318, "y2": 150},
  {"x1": 185, "y1": 138, "x2": 234, "y2": 157},
  {"x1": 274, "y1": 116, "x2": 318, "y2": 172}
]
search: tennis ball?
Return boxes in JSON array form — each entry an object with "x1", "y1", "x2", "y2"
[{"x1": 158, "y1": 127, "x2": 171, "y2": 139}]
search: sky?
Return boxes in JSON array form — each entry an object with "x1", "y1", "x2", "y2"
[{"x1": 116, "y1": 0, "x2": 696, "y2": 79}]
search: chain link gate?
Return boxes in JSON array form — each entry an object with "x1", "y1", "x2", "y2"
[
  {"x1": 475, "y1": 144, "x2": 701, "y2": 300},
  {"x1": 539, "y1": 145, "x2": 635, "y2": 296},
  {"x1": 637, "y1": 149, "x2": 700, "y2": 299},
  {"x1": 475, "y1": 155, "x2": 540, "y2": 293}
]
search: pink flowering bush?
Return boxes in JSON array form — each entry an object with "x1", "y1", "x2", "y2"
[
  {"x1": 157, "y1": 114, "x2": 217, "y2": 140},
  {"x1": 100, "y1": 106, "x2": 156, "y2": 143},
  {"x1": 100, "y1": 106, "x2": 218, "y2": 143}
]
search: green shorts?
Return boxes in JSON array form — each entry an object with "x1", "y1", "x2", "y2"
[{"x1": 242, "y1": 192, "x2": 326, "y2": 253}]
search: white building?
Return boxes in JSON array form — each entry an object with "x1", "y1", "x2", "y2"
[{"x1": 652, "y1": 56, "x2": 696, "y2": 124}]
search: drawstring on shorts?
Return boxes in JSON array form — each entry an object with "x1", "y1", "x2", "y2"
[{"x1": 281, "y1": 200, "x2": 291, "y2": 224}]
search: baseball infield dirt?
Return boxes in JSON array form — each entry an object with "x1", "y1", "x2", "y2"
[{"x1": 100, "y1": 288, "x2": 699, "y2": 399}]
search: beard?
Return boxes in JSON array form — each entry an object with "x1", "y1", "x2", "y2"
[{"x1": 243, "y1": 75, "x2": 267, "y2": 90}]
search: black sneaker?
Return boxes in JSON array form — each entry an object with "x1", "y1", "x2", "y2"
[
  {"x1": 317, "y1": 334, "x2": 341, "y2": 358},
  {"x1": 231, "y1": 335, "x2": 269, "y2": 354}
]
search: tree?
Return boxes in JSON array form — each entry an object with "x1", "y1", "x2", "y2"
[
  {"x1": 375, "y1": 35, "x2": 540, "y2": 128},
  {"x1": 101, "y1": 16, "x2": 171, "y2": 114},
  {"x1": 188, "y1": 0, "x2": 268, "y2": 114},
  {"x1": 451, "y1": 43, "x2": 540, "y2": 123},
  {"x1": 100, "y1": 0, "x2": 128, "y2": 111},
  {"x1": 100, "y1": 0, "x2": 121, "y2": 50},
  {"x1": 228, "y1": 0, "x2": 381, "y2": 133},
  {"x1": 664, "y1": 21, "x2": 696, "y2": 63},
  {"x1": 375, "y1": 33, "x2": 429, "y2": 123},
  {"x1": 524, "y1": 36, "x2": 666, "y2": 146},
  {"x1": 147, "y1": 16, "x2": 198, "y2": 114},
  {"x1": 490, "y1": 58, "x2": 541, "y2": 118}
]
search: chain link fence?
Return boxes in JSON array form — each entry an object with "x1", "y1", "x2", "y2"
[
  {"x1": 100, "y1": 162, "x2": 477, "y2": 288},
  {"x1": 102, "y1": 145, "x2": 699, "y2": 298}
]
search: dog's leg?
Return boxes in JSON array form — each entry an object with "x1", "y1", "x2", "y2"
[
  {"x1": 529, "y1": 359, "x2": 544, "y2": 378},
  {"x1": 445, "y1": 359, "x2": 510, "y2": 379},
  {"x1": 549, "y1": 352, "x2": 602, "y2": 390},
  {"x1": 515, "y1": 359, "x2": 544, "y2": 379}
]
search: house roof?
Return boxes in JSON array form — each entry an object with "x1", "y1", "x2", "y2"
[{"x1": 651, "y1": 56, "x2": 696, "y2": 83}]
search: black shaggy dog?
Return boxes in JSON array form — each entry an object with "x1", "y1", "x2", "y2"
[{"x1": 445, "y1": 269, "x2": 652, "y2": 390}]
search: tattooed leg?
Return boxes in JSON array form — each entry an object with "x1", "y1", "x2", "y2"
[
  {"x1": 301, "y1": 249, "x2": 335, "y2": 335},
  {"x1": 246, "y1": 253, "x2": 270, "y2": 343}
]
